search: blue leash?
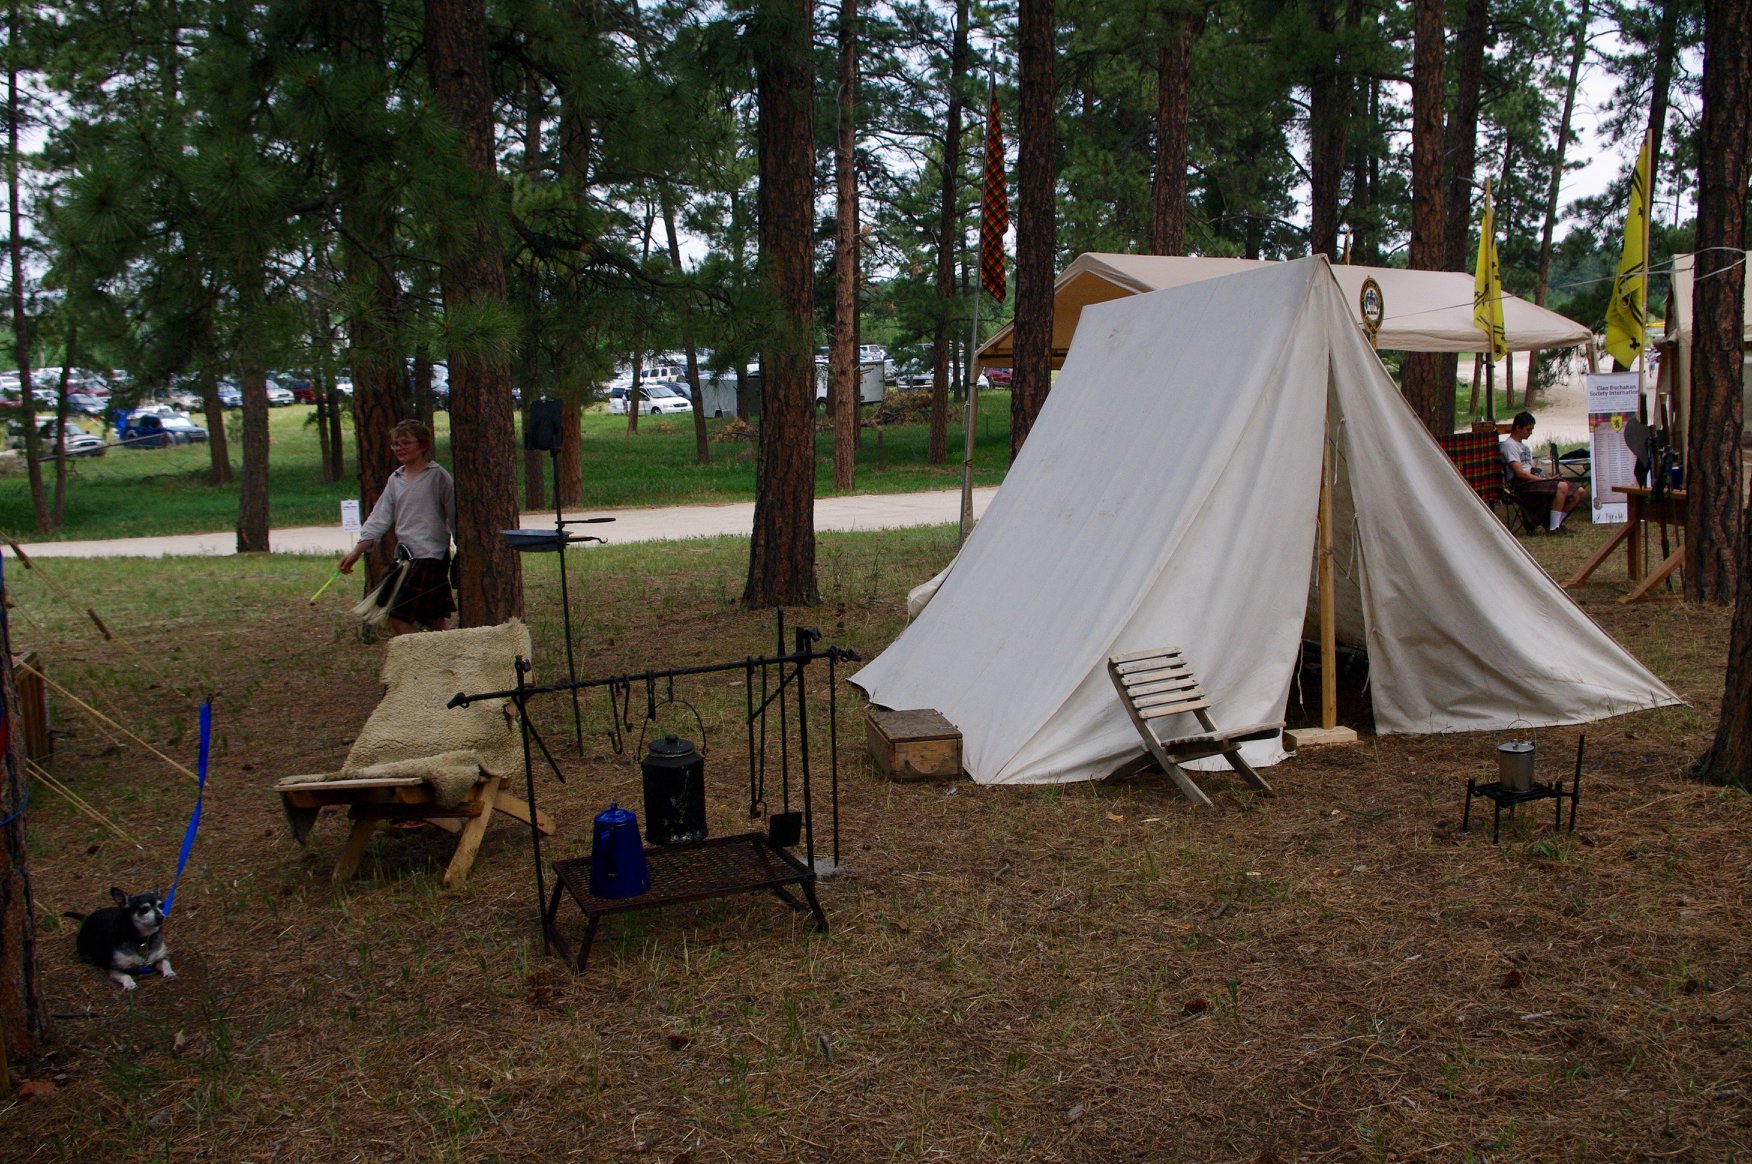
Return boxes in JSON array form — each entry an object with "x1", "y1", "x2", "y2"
[{"x1": 163, "y1": 700, "x2": 212, "y2": 915}]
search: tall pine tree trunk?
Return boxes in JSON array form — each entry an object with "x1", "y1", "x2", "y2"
[
  {"x1": 1010, "y1": 0, "x2": 1056, "y2": 459},
  {"x1": 426, "y1": 0, "x2": 523, "y2": 626},
  {"x1": 830, "y1": 0, "x2": 860, "y2": 487},
  {"x1": 199, "y1": 365, "x2": 232, "y2": 485},
  {"x1": 1683, "y1": 0, "x2": 1748, "y2": 610},
  {"x1": 1688, "y1": 0, "x2": 1751, "y2": 780},
  {"x1": 1645, "y1": 0, "x2": 1681, "y2": 208},
  {"x1": 1436, "y1": 0, "x2": 1489, "y2": 418},
  {"x1": 328, "y1": 0, "x2": 401, "y2": 586},
  {"x1": 659, "y1": 184, "x2": 712, "y2": 468},
  {"x1": 235, "y1": 276, "x2": 272, "y2": 553},
  {"x1": 1306, "y1": 0, "x2": 1348, "y2": 261},
  {"x1": 929, "y1": 0, "x2": 969, "y2": 466},
  {"x1": 6, "y1": 20, "x2": 47, "y2": 533},
  {"x1": 742, "y1": 0, "x2": 819, "y2": 608},
  {"x1": 1401, "y1": 0, "x2": 1448, "y2": 435},
  {"x1": 1149, "y1": 7, "x2": 1200, "y2": 256},
  {"x1": 1536, "y1": 0, "x2": 1589, "y2": 306}
]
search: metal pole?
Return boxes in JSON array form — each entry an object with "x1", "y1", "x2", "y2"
[{"x1": 552, "y1": 450, "x2": 584, "y2": 755}]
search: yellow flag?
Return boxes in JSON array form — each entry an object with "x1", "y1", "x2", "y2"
[
  {"x1": 1473, "y1": 180, "x2": 1506, "y2": 360},
  {"x1": 1603, "y1": 133, "x2": 1652, "y2": 368}
]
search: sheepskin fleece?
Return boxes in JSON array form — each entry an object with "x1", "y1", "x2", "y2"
[{"x1": 280, "y1": 620, "x2": 533, "y2": 809}]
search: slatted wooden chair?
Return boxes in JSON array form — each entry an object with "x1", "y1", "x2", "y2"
[{"x1": 1106, "y1": 648, "x2": 1282, "y2": 806}]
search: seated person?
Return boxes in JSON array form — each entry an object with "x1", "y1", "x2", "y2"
[{"x1": 1501, "y1": 411, "x2": 1586, "y2": 534}]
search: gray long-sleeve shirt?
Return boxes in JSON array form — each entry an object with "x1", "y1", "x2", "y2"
[{"x1": 357, "y1": 461, "x2": 455, "y2": 560}]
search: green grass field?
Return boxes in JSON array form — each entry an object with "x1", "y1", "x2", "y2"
[{"x1": 0, "y1": 396, "x2": 1017, "y2": 542}]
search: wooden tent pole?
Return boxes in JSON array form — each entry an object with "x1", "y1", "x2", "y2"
[{"x1": 1284, "y1": 274, "x2": 1366, "y2": 752}]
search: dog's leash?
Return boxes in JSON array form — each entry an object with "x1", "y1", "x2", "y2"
[{"x1": 162, "y1": 699, "x2": 212, "y2": 916}]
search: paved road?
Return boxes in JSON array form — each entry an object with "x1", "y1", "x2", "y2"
[{"x1": 10, "y1": 487, "x2": 999, "y2": 559}]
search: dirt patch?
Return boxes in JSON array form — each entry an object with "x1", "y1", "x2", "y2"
[{"x1": 1, "y1": 524, "x2": 1746, "y2": 1162}]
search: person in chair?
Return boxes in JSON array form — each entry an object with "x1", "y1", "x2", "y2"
[{"x1": 1501, "y1": 411, "x2": 1585, "y2": 534}]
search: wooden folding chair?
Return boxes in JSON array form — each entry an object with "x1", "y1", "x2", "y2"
[{"x1": 1106, "y1": 648, "x2": 1282, "y2": 806}]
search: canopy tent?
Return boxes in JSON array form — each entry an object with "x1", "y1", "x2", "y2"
[
  {"x1": 1659, "y1": 252, "x2": 1752, "y2": 452},
  {"x1": 974, "y1": 252, "x2": 1593, "y2": 371},
  {"x1": 854, "y1": 258, "x2": 1678, "y2": 786}
]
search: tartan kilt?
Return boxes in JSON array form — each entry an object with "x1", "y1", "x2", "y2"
[{"x1": 389, "y1": 558, "x2": 456, "y2": 625}]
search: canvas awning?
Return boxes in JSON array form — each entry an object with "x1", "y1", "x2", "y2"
[{"x1": 976, "y1": 253, "x2": 1593, "y2": 370}]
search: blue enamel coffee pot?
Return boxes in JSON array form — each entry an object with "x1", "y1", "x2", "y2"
[{"x1": 589, "y1": 803, "x2": 651, "y2": 899}]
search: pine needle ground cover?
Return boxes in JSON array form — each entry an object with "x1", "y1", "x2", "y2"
[{"x1": 0, "y1": 523, "x2": 1744, "y2": 1162}]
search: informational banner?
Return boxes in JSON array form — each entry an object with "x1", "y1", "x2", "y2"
[
  {"x1": 341, "y1": 499, "x2": 361, "y2": 533},
  {"x1": 1587, "y1": 372, "x2": 1641, "y2": 525}
]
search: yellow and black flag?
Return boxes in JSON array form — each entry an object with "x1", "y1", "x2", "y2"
[
  {"x1": 979, "y1": 91, "x2": 1007, "y2": 303},
  {"x1": 1604, "y1": 133, "x2": 1652, "y2": 369},
  {"x1": 1472, "y1": 179, "x2": 1506, "y2": 361}
]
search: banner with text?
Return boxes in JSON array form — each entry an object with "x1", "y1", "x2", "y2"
[{"x1": 1586, "y1": 372, "x2": 1640, "y2": 525}]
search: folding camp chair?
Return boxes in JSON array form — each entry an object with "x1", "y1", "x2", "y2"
[
  {"x1": 1436, "y1": 429, "x2": 1541, "y2": 535},
  {"x1": 1106, "y1": 648, "x2": 1282, "y2": 806}
]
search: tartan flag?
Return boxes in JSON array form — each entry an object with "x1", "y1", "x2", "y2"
[
  {"x1": 1603, "y1": 133, "x2": 1652, "y2": 368},
  {"x1": 979, "y1": 92, "x2": 1007, "y2": 303},
  {"x1": 1472, "y1": 179, "x2": 1506, "y2": 360}
]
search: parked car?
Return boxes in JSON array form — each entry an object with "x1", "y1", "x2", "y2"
[
  {"x1": 35, "y1": 420, "x2": 105, "y2": 458},
  {"x1": 607, "y1": 382, "x2": 694, "y2": 416},
  {"x1": 217, "y1": 383, "x2": 242, "y2": 408},
  {"x1": 158, "y1": 413, "x2": 209, "y2": 443},
  {"x1": 983, "y1": 365, "x2": 1012, "y2": 387},
  {"x1": 67, "y1": 392, "x2": 108, "y2": 416},
  {"x1": 265, "y1": 384, "x2": 295, "y2": 407},
  {"x1": 116, "y1": 407, "x2": 207, "y2": 447}
]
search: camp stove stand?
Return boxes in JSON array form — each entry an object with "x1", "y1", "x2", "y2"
[
  {"x1": 449, "y1": 619, "x2": 857, "y2": 973},
  {"x1": 1462, "y1": 735, "x2": 1584, "y2": 844}
]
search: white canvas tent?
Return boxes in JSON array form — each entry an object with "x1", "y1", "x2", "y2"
[
  {"x1": 974, "y1": 252, "x2": 1593, "y2": 370},
  {"x1": 1660, "y1": 252, "x2": 1752, "y2": 451},
  {"x1": 854, "y1": 258, "x2": 1679, "y2": 786}
]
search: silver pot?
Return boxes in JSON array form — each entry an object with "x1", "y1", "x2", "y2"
[{"x1": 1497, "y1": 741, "x2": 1536, "y2": 791}]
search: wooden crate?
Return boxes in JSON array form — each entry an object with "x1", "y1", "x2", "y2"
[{"x1": 866, "y1": 708, "x2": 962, "y2": 781}]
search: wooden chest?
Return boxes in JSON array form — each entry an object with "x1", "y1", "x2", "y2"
[{"x1": 866, "y1": 708, "x2": 962, "y2": 781}]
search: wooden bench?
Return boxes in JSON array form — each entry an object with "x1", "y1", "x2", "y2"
[
  {"x1": 1106, "y1": 647, "x2": 1282, "y2": 806},
  {"x1": 278, "y1": 772, "x2": 553, "y2": 889}
]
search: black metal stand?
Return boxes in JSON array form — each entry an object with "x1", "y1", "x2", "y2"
[
  {"x1": 498, "y1": 449, "x2": 614, "y2": 756},
  {"x1": 450, "y1": 616, "x2": 856, "y2": 974},
  {"x1": 1462, "y1": 735, "x2": 1585, "y2": 843},
  {"x1": 544, "y1": 834, "x2": 827, "y2": 971}
]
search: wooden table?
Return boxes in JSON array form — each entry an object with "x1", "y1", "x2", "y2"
[{"x1": 1564, "y1": 484, "x2": 1685, "y2": 603}]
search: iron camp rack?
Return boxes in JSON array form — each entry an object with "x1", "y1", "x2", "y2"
[{"x1": 449, "y1": 614, "x2": 857, "y2": 972}]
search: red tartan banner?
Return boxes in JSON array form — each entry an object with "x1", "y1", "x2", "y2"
[{"x1": 979, "y1": 93, "x2": 1007, "y2": 303}]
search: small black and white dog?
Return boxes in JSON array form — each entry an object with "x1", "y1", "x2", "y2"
[{"x1": 69, "y1": 888, "x2": 176, "y2": 991}]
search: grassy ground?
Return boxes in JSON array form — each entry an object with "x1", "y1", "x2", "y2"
[
  {"x1": 0, "y1": 396, "x2": 1016, "y2": 543},
  {"x1": 0, "y1": 518, "x2": 1744, "y2": 1161}
]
